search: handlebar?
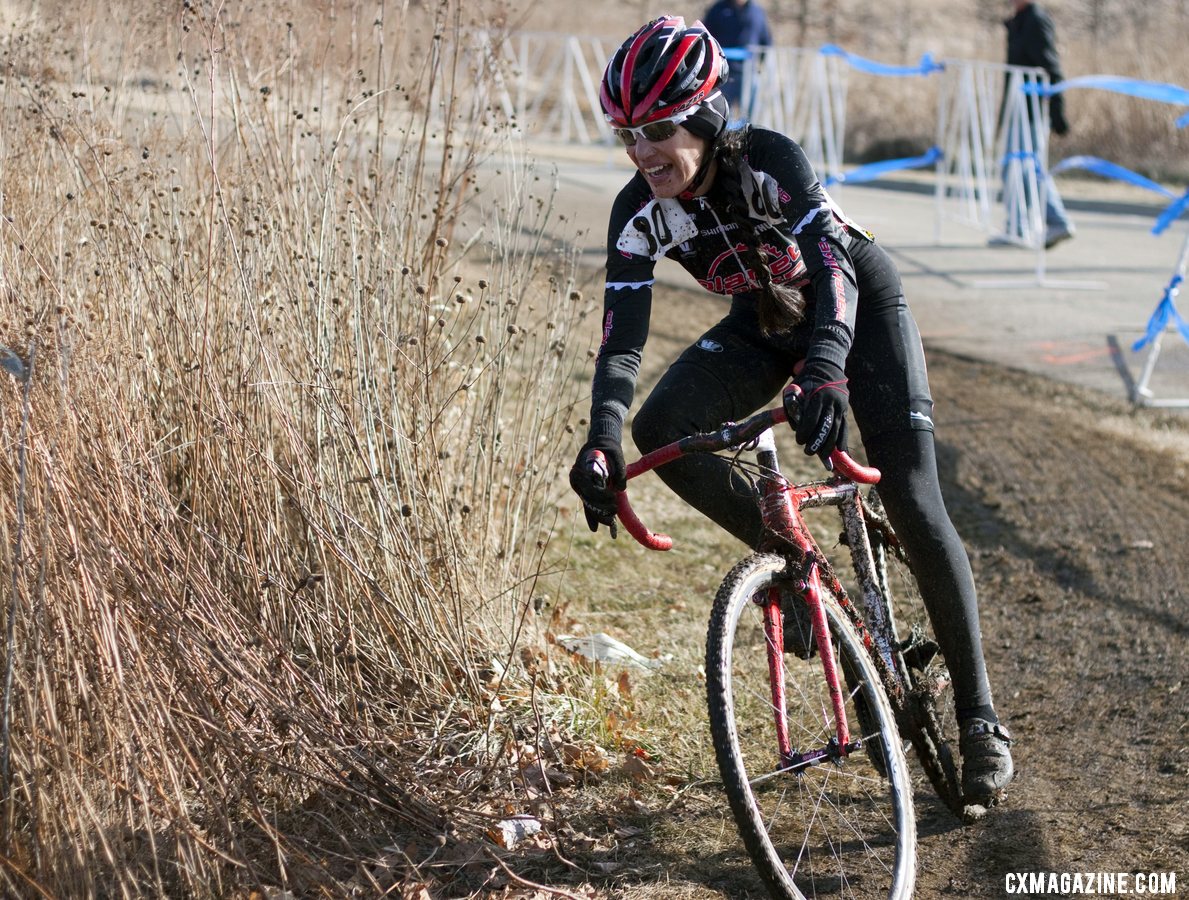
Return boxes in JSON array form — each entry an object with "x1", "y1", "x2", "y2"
[{"x1": 603, "y1": 400, "x2": 881, "y2": 551}]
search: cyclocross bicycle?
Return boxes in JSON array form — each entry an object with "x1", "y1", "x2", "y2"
[{"x1": 595, "y1": 386, "x2": 971, "y2": 900}]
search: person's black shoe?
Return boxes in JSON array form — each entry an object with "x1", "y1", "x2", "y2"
[
  {"x1": 959, "y1": 718, "x2": 1014, "y2": 805},
  {"x1": 1044, "y1": 223, "x2": 1075, "y2": 248}
]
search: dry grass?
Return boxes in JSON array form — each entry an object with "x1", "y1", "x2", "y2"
[{"x1": 0, "y1": 1, "x2": 601, "y2": 895}]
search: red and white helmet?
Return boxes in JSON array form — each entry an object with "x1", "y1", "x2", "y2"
[{"x1": 600, "y1": 16, "x2": 729, "y2": 134}]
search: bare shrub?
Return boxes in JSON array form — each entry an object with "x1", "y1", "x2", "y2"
[{"x1": 0, "y1": 1, "x2": 593, "y2": 895}]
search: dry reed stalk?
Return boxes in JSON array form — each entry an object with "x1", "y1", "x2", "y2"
[{"x1": 0, "y1": 1, "x2": 594, "y2": 895}]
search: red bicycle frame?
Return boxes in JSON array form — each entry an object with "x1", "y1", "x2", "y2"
[{"x1": 603, "y1": 400, "x2": 883, "y2": 769}]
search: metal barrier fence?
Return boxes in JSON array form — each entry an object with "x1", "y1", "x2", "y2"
[
  {"x1": 453, "y1": 32, "x2": 1048, "y2": 248},
  {"x1": 454, "y1": 33, "x2": 856, "y2": 184},
  {"x1": 742, "y1": 47, "x2": 851, "y2": 184}
]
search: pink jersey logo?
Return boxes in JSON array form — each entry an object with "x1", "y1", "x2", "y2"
[{"x1": 817, "y1": 238, "x2": 847, "y2": 321}]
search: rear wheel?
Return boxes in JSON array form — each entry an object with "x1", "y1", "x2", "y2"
[
  {"x1": 865, "y1": 489, "x2": 963, "y2": 814},
  {"x1": 706, "y1": 553, "x2": 916, "y2": 900}
]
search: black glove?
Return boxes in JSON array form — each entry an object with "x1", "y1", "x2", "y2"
[
  {"x1": 788, "y1": 360, "x2": 849, "y2": 463},
  {"x1": 568, "y1": 435, "x2": 626, "y2": 537}
]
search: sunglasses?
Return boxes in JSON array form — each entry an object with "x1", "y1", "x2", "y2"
[{"x1": 609, "y1": 110, "x2": 694, "y2": 147}]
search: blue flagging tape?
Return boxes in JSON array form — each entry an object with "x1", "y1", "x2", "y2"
[
  {"x1": 1021, "y1": 75, "x2": 1189, "y2": 127},
  {"x1": 1004, "y1": 150, "x2": 1040, "y2": 164},
  {"x1": 1052, "y1": 156, "x2": 1175, "y2": 198},
  {"x1": 824, "y1": 146, "x2": 942, "y2": 188},
  {"x1": 1132, "y1": 275, "x2": 1189, "y2": 351},
  {"x1": 818, "y1": 44, "x2": 943, "y2": 77},
  {"x1": 1050, "y1": 156, "x2": 1189, "y2": 235},
  {"x1": 1153, "y1": 193, "x2": 1189, "y2": 236},
  {"x1": 721, "y1": 47, "x2": 751, "y2": 62},
  {"x1": 1022, "y1": 74, "x2": 1189, "y2": 104}
]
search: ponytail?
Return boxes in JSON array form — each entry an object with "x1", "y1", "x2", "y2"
[{"x1": 712, "y1": 128, "x2": 806, "y2": 335}]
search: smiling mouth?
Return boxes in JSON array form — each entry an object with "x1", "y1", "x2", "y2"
[{"x1": 643, "y1": 164, "x2": 670, "y2": 179}]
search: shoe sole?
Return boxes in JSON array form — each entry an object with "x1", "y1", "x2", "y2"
[{"x1": 960, "y1": 785, "x2": 1008, "y2": 822}]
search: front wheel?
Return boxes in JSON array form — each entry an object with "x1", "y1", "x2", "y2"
[{"x1": 706, "y1": 553, "x2": 916, "y2": 900}]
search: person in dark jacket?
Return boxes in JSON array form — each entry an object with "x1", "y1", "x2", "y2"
[
  {"x1": 571, "y1": 16, "x2": 1014, "y2": 806},
  {"x1": 1006, "y1": 0, "x2": 1068, "y2": 135},
  {"x1": 702, "y1": 0, "x2": 772, "y2": 115},
  {"x1": 1001, "y1": 0, "x2": 1075, "y2": 247}
]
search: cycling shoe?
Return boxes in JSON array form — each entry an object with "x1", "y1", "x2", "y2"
[{"x1": 959, "y1": 718, "x2": 1014, "y2": 805}]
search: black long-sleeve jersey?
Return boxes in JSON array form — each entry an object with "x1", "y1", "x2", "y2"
[{"x1": 589, "y1": 127, "x2": 874, "y2": 441}]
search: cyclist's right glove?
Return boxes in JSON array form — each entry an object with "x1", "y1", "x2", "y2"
[
  {"x1": 568, "y1": 435, "x2": 626, "y2": 538},
  {"x1": 785, "y1": 359, "x2": 850, "y2": 464}
]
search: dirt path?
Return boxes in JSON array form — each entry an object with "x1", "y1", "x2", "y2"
[
  {"x1": 911, "y1": 353, "x2": 1188, "y2": 896},
  {"x1": 525, "y1": 312, "x2": 1187, "y2": 897}
]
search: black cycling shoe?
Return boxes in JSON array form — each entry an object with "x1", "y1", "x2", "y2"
[{"x1": 959, "y1": 718, "x2": 1014, "y2": 805}]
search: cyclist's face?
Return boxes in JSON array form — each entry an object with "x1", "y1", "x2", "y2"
[{"x1": 626, "y1": 125, "x2": 713, "y2": 198}]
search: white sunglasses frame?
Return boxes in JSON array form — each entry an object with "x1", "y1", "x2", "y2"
[{"x1": 607, "y1": 108, "x2": 697, "y2": 146}]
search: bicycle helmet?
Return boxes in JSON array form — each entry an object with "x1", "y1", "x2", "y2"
[{"x1": 600, "y1": 16, "x2": 730, "y2": 139}]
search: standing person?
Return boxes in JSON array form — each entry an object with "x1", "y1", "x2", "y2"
[
  {"x1": 569, "y1": 16, "x2": 1014, "y2": 805},
  {"x1": 1001, "y1": 0, "x2": 1075, "y2": 247},
  {"x1": 702, "y1": 0, "x2": 771, "y2": 118}
]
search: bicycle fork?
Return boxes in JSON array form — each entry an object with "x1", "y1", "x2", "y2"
[
  {"x1": 754, "y1": 432, "x2": 861, "y2": 772},
  {"x1": 761, "y1": 566, "x2": 861, "y2": 773}
]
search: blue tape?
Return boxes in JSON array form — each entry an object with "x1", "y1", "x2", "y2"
[
  {"x1": 721, "y1": 47, "x2": 752, "y2": 61},
  {"x1": 1153, "y1": 192, "x2": 1189, "y2": 236},
  {"x1": 1022, "y1": 74, "x2": 1189, "y2": 106},
  {"x1": 1051, "y1": 156, "x2": 1176, "y2": 198},
  {"x1": 824, "y1": 146, "x2": 942, "y2": 187},
  {"x1": 818, "y1": 44, "x2": 943, "y2": 77},
  {"x1": 1132, "y1": 275, "x2": 1189, "y2": 351},
  {"x1": 1050, "y1": 156, "x2": 1188, "y2": 235},
  {"x1": 1000, "y1": 150, "x2": 1049, "y2": 181}
]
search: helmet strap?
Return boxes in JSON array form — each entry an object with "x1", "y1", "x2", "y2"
[{"x1": 678, "y1": 146, "x2": 718, "y2": 200}]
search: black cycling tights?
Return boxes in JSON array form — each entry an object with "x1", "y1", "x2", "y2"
[{"x1": 863, "y1": 428, "x2": 993, "y2": 718}]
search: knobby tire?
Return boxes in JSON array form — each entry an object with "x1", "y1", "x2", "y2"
[{"x1": 706, "y1": 553, "x2": 916, "y2": 900}]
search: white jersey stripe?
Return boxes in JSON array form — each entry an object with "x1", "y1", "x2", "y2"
[{"x1": 790, "y1": 204, "x2": 830, "y2": 235}]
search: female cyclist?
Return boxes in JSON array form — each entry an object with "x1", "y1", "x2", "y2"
[{"x1": 567, "y1": 15, "x2": 1014, "y2": 805}]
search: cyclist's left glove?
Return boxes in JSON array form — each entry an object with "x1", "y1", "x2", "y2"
[
  {"x1": 568, "y1": 435, "x2": 626, "y2": 538},
  {"x1": 789, "y1": 359, "x2": 850, "y2": 463}
]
